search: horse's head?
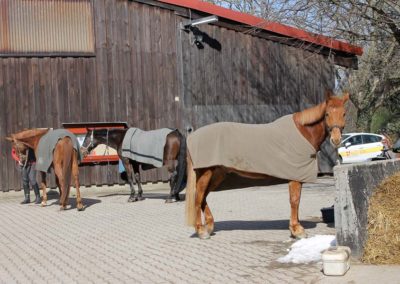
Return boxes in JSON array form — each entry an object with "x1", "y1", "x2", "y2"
[
  {"x1": 80, "y1": 129, "x2": 102, "y2": 158},
  {"x1": 5, "y1": 135, "x2": 30, "y2": 164},
  {"x1": 81, "y1": 129, "x2": 94, "y2": 157},
  {"x1": 324, "y1": 91, "x2": 349, "y2": 147}
]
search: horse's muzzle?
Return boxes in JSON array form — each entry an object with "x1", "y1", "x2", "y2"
[
  {"x1": 330, "y1": 138, "x2": 341, "y2": 148},
  {"x1": 330, "y1": 128, "x2": 342, "y2": 148},
  {"x1": 80, "y1": 148, "x2": 89, "y2": 158}
]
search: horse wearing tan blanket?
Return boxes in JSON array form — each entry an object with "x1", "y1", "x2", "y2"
[{"x1": 186, "y1": 90, "x2": 349, "y2": 239}]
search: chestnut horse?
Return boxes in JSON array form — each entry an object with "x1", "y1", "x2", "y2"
[
  {"x1": 186, "y1": 91, "x2": 349, "y2": 239},
  {"x1": 80, "y1": 128, "x2": 187, "y2": 203},
  {"x1": 6, "y1": 129, "x2": 84, "y2": 211}
]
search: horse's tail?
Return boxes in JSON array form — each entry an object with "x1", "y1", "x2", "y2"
[
  {"x1": 185, "y1": 153, "x2": 197, "y2": 227},
  {"x1": 60, "y1": 139, "x2": 73, "y2": 204},
  {"x1": 174, "y1": 131, "x2": 187, "y2": 195}
]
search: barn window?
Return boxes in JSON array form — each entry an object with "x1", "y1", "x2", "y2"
[{"x1": 0, "y1": 0, "x2": 95, "y2": 56}]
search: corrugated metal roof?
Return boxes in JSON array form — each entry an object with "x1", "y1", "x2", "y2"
[
  {"x1": 158, "y1": 0, "x2": 363, "y2": 56},
  {"x1": 0, "y1": 0, "x2": 94, "y2": 54}
]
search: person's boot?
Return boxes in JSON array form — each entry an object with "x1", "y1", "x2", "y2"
[
  {"x1": 20, "y1": 184, "x2": 30, "y2": 204},
  {"x1": 33, "y1": 184, "x2": 41, "y2": 204}
]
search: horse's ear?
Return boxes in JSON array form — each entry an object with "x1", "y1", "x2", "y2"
[{"x1": 342, "y1": 92, "x2": 350, "y2": 104}]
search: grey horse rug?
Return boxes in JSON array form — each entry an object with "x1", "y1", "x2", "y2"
[
  {"x1": 36, "y1": 129, "x2": 82, "y2": 173},
  {"x1": 121, "y1": 128, "x2": 175, "y2": 168},
  {"x1": 187, "y1": 114, "x2": 318, "y2": 183}
]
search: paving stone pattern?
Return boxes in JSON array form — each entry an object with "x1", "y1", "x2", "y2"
[{"x1": 0, "y1": 178, "x2": 337, "y2": 284}]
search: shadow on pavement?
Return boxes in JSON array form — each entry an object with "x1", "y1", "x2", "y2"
[
  {"x1": 214, "y1": 219, "x2": 319, "y2": 232},
  {"x1": 48, "y1": 197, "x2": 101, "y2": 210},
  {"x1": 98, "y1": 192, "x2": 130, "y2": 197},
  {"x1": 98, "y1": 192, "x2": 185, "y2": 202}
]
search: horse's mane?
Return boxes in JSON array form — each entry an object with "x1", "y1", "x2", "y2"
[
  {"x1": 12, "y1": 128, "x2": 49, "y2": 141},
  {"x1": 296, "y1": 90, "x2": 346, "y2": 126},
  {"x1": 296, "y1": 102, "x2": 327, "y2": 126}
]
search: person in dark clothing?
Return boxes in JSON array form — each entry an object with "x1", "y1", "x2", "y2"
[
  {"x1": 11, "y1": 147, "x2": 41, "y2": 204},
  {"x1": 380, "y1": 129, "x2": 396, "y2": 159}
]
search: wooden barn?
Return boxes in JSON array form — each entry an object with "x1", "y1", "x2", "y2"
[{"x1": 0, "y1": 0, "x2": 362, "y2": 192}]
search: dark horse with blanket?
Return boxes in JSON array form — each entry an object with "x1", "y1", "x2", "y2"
[
  {"x1": 186, "y1": 90, "x2": 349, "y2": 239},
  {"x1": 6, "y1": 128, "x2": 84, "y2": 211},
  {"x1": 80, "y1": 128, "x2": 187, "y2": 203}
]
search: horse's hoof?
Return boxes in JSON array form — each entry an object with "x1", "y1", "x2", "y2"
[
  {"x1": 289, "y1": 225, "x2": 307, "y2": 239},
  {"x1": 60, "y1": 206, "x2": 67, "y2": 211},
  {"x1": 294, "y1": 232, "x2": 307, "y2": 239},
  {"x1": 165, "y1": 198, "x2": 176, "y2": 203},
  {"x1": 198, "y1": 231, "x2": 210, "y2": 240},
  {"x1": 291, "y1": 230, "x2": 307, "y2": 239},
  {"x1": 41, "y1": 201, "x2": 47, "y2": 207},
  {"x1": 127, "y1": 197, "x2": 136, "y2": 202},
  {"x1": 136, "y1": 196, "x2": 145, "y2": 201},
  {"x1": 77, "y1": 204, "x2": 84, "y2": 211}
]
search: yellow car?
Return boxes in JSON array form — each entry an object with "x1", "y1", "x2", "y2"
[{"x1": 338, "y1": 133, "x2": 385, "y2": 163}]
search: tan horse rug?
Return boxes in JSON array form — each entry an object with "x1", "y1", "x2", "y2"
[
  {"x1": 187, "y1": 115, "x2": 318, "y2": 183},
  {"x1": 121, "y1": 128, "x2": 175, "y2": 168},
  {"x1": 36, "y1": 129, "x2": 82, "y2": 173}
]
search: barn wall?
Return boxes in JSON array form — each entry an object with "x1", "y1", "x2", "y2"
[
  {"x1": 178, "y1": 25, "x2": 334, "y2": 130},
  {"x1": 0, "y1": 0, "x2": 334, "y2": 192}
]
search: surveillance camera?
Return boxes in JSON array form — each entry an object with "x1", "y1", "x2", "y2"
[
  {"x1": 194, "y1": 40, "x2": 203, "y2": 48},
  {"x1": 195, "y1": 34, "x2": 203, "y2": 42}
]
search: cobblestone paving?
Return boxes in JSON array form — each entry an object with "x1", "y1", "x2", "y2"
[{"x1": 0, "y1": 177, "x2": 338, "y2": 283}]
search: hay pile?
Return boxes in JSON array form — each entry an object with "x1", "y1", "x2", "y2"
[{"x1": 363, "y1": 171, "x2": 400, "y2": 264}]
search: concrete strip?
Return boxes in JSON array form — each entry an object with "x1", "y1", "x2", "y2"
[{"x1": 334, "y1": 159, "x2": 400, "y2": 257}]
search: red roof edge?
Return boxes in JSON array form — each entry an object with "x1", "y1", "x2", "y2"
[{"x1": 158, "y1": 0, "x2": 363, "y2": 56}]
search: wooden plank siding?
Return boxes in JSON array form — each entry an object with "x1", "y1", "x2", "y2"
[{"x1": 0, "y1": 0, "x2": 334, "y2": 191}]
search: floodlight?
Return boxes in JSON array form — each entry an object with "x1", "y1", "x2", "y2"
[{"x1": 183, "y1": 15, "x2": 218, "y2": 29}]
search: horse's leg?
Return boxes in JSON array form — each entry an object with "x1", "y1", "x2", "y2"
[
  {"x1": 72, "y1": 152, "x2": 84, "y2": 211},
  {"x1": 195, "y1": 169, "x2": 213, "y2": 239},
  {"x1": 288, "y1": 180, "x2": 306, "y2": 239},
  {"x1": 123, "y1": 158, "x2": 136, "y2": 202},
  {"x1": 165, "y1": 159, "x2": 178, "y2": 203},
  {"x1": 55, "y1": 176, "x2": 61, "y2": 194},
  {"x1": 203, "y1": 167, "x2": 226, "y2": 235},
  {"x1": 40, "y1": 172, "x2": 48, "y2": 207},
  {"x1": 53, "y1": 163, "x2": 66, "y2": 210},
  {"x1": 133, "y1": 163, "x2": 144, "y2": 201},
  {"x1": 164, "y1": 133, "x2": 182, "y2": 203}
]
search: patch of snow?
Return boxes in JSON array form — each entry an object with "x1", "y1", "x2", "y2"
[{"x1": 277, "y1": 235, "x2": 336, "y2": 264}]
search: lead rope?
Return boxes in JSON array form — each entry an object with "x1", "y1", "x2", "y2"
[{"x1": 23, "y1": 149, "x2": 29, "y2": 168}]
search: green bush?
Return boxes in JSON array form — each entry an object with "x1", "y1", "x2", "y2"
[{"x1": 370, "y1": 107, "x2": 393, "y2": 133}]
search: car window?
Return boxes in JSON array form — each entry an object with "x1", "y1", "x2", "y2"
[
  {"x1": 341, "y1": 134, "x2": 350, "y2": 141},
  {"x1": 340, "y1": 135, "x2": 351, "y2": 147},
  {"x1": 347, "y1": 135, "x2": 362, "y2": 146},
  {"x1": 363, "y1": 135, "x2": 381, "y2": 144}
]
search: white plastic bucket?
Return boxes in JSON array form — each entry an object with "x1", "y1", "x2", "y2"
[{"x1": 322, "y1": 246, "x2": 351, "y2": 276}]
